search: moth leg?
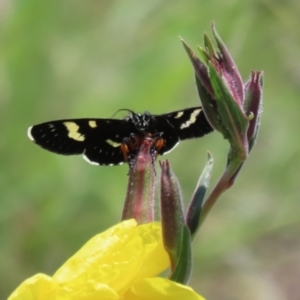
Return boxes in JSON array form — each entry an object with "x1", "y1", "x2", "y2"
[{"x1": 120, "y1": 143, "x2": 130, "y2": 163}]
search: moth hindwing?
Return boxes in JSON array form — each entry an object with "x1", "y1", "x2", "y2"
[{"x1": 28, "y1": 106, "x2": 213, "y2": 167}]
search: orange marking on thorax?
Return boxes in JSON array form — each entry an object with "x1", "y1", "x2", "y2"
[{"x1": 120, "y1": 133, "x2": 166, "y2": 164}]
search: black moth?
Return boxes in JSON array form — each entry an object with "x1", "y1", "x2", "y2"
[{"x1": 28, "y1": 107, "x2": 213, "y2": 167}]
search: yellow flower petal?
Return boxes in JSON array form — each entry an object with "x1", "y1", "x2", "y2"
[
  {"x1": 56, "y1": 282, "x2": 119, "y2": 300},
  {"x1": 125, "y1": 277, "x2": 205, "y2": 300},
  {"x1": 53, "y1": 220, "x2": 169, "y2": 296},
  {"x1": 8, "y1": 274, "x2": 120, "y2": 300},
  {"x1": 9, "y1": 221, "x2": 171, "y2": 299},
  {"x1": 131, "y1": 220, "x2": 170, "y2": 280},
  {"x1": 8, "y1": 274, "x2": 59, "y2": 300}
]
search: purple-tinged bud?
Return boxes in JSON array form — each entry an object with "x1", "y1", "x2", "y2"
[
  {"x1": 209, "y1": 64, "x2": 249, "y2": 160},
  {"x1": 181, "y1": 38, "x2": 215, "y2": 98},
  {"x1": 181, "y1": 24, "x2": 263, "y2": 162},
  {"x1": 244, "y1": 71, "x2": 263, "y2": 152},
  {"x1": 122, "y1": 138, "x2": 155, "y2": 224},
  {"x1": 211, "y1": 23, "x2": 244, "y2": 106},
  {"x1": 181, "y1": 39, "x2": 222, "y2": 132},
  {"x1": 160, "y1": 161, "x2": 184, "y2": 257},
  {"x1": 160, "y1": 161, "x2": 192, "y2": 284}
]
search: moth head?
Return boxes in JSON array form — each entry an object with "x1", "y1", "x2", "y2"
[{"x1": 129, "y1": 111, "x2": 153, "y2": 132}]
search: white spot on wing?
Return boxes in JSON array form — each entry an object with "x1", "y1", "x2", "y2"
[
  {"x1": 83, "y1": 154, "x2": 99, "y2": 165},
  {"x1": 174, "y1": 111, "x2": 184, "y2": 119},
  {"x1": 106, "y1": 139, "x2": 121, "y2": 147},
  {"x1": 88, "y1": 120, "x2": 97, "y2": 128},
  {"x1": 180, "y1": 109, "x2": 201, "y2": 129},
  {"x1": 64, "y1": 122, "x2": 85, "y2": 142},
  {"x1": 27, "y1": 126, "x2": 35, "y2": 141}
]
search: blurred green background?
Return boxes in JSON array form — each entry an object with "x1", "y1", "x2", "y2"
[{"x1": 1, "y1": 0, "x2": 300, "y2": 299}]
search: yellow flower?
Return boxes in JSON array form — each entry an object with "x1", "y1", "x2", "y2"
[{"x1": 8, "y1": 220, "x2": 205, "y2": 300}]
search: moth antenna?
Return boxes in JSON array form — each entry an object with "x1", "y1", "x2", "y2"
[{"x1": 111, "y1": 109, "x2": 137, "y2": 119}]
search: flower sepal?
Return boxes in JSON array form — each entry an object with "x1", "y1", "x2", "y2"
[
  {"x1": 160, "y1": 161, "x2": 192, "y2": 284},
  {"x1": 208, "y1": 63, "x2": 249, "y2": 160},
  {"x1": 186, "y1": 152, "x2": 214, "y2": 237}
]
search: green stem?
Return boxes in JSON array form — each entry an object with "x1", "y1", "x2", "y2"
[{"x1": 199, "y1": 155, "x2": 242, "y2": 226}]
